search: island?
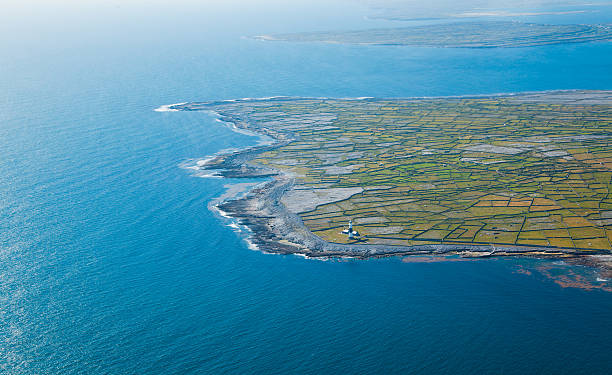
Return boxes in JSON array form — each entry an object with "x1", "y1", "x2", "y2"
[
  {"x1": 167, "y1": 90, "x2": 612, "y2": 275},
  {"x1": 366, "y1": 1, "x2": 595, "y2": 22},
  {"x1": 254, "y1": 21, "x2": 612, "y2": 48}
]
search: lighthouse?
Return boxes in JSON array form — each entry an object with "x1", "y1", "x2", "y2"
[{"x1": 341, "y1": 220, "x2": 360, "y2": 238}]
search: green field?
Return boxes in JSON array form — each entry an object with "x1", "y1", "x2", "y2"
[{"x1": 187, "y1": 92, "x2": 612, "y2": 252}]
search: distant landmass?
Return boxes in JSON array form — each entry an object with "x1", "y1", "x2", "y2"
[
  {"x1": 167, "y1": 91, "x2": 612, "y2": 275},
  {"x1": 254, "y1": 21, "x2": 612, "y2": 48},
  {"x1": 365, "y1": 0, "x2": 598, "y2": 21}
]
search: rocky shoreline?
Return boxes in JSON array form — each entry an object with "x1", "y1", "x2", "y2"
[
  {"x1": 191, "y1": 109, "x2": 610, "y2": 265},
  {"x1": 215, "y1": 173, "x2": 611, "y2": 262},
  {"x1": 166, "y1": 97, "x2": 612, "y2": 279}
]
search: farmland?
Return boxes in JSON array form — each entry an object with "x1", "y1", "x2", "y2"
[{"x1": 178, "y1": 91, "x2": 612, "y2": 254}]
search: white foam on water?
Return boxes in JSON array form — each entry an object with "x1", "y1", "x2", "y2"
[
  {"x1": 212, "y1": 205, "x2": 258, "y2": 249},
  {"x1": 342, "y1": 96, "x2": 374, "y2": 100},
  {"x1": 238, "y1": 96, "x2": 290, "y2": 101},
  {"x1": 295, "y1": 253, "x2": 334, "y2": 261},
  {"x1": 245, "y1": 238, "x2": 259, "y2": 251},
  {"x1": 196, "y1": 158, "x2": 215, "y2": 167},
  {"x1": 211, "y1": 113, "x2": 274, "y2": 146},
  {"x1": 154, "y1": 102, "x2": 186, "y2": 112},
  {"x1": 214, "y1": 205, "x2": 231, "y2": 219},
  {"x1": 195, "y1": 171, "x2": 222, "y2": 178},
  {"x1": 179, "y1": 156, "x2": 226, "y2": 179}
]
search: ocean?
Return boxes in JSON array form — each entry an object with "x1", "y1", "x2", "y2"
[{"x1": 1, "y1": 0, "x2": 612, "y2": 373}]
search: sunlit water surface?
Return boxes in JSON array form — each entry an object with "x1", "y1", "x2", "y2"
[{"x1": 1, "y1": 1, "x2": 612, "y2": 373}]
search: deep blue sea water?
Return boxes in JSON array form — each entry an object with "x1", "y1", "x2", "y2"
[{"x1": 2, "y1": 1, "x2": 612, "y2": 373}]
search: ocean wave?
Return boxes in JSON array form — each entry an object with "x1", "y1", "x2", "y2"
[
  {"x1": 213, "y1": 205, "x2": 231, "y2": 219},
  {"x1": 167, "y1": 89, "x2": 604, "y2": 107},
  {"x1": 179, "y1": 158, "x2": 224, "y2": 178},
  {"x1": 209, "y1": 111, "x2": 274, "y2": 146},
  {"x1": 245, "y1": 239, "x2": 259, "y2": 251},
  {"x1": 153, "y1": 102, "x2": 186, "y2": 112}
]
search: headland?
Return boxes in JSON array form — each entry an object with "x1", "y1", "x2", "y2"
[{"x1": 164, "y1": 91, "x2": 612, "y2": 275}]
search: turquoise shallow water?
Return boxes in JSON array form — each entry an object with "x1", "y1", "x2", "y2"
[{"x1": 1, "y1": 1, "x2": 612, "y2": 373}]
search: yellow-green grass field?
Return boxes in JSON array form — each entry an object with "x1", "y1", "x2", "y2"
[{"x1": 197, "y1": 92, "x2": 612, "y2": 252}]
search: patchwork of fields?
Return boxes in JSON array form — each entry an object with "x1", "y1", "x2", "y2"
[{"x1": 185, "y1": 92, "x2": 612, "y2": 252}]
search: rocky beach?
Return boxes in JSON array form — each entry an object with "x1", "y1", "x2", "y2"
[{"x1": 169, "y1": 95, "x2": 612, "y2": 276}]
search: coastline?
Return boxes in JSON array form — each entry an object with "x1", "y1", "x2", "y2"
[
  {"x1": 250, "y1": 22, "x2": 612, "y2": 49},
  {"x1": 159, "y1": 91, "x2": 612, "y2": 274}
]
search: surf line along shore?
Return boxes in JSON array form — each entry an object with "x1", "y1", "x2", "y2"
[{"x1": 157, "y1": 93, "x2": 612, "y2": 276}]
